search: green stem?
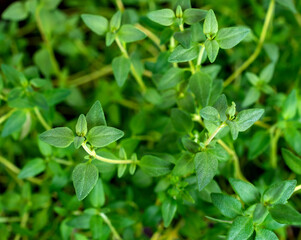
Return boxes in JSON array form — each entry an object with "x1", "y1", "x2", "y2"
[
  {"x1": 115, "y1": 0, "x2": 124, "y2": 12},
  {"x1": 82, "y1": 142, "x2": 134, "y2": 164},
  {"x1": 0, "y1": 108, "x2": 15, "y2": 124},
  {"x1": 34, "y1": 107, "x2": 51, "y2": 130},
  {"x1": 294, "y1": 185, "x2": 301, "y2": 193},
  {"x1": 115, "y1": 37, "x2": 146, "y2": 93},
  {"x1": 224, "y1": 0, "x2": 275, "y2": 87},
  {"x1": 270, "y1": 127, "x2": 281, "y2": 168},
  {"x1": 100, "y1": 213, "x2": 122, "y2": 240},
  {"x1": 0, "y1": 217, "x2": 20, "y2": 223},
  {"x1": 204, "y1": 122, "x2": 226, "y2": 147},
  {"x1": 35, "y1": 5, "x2": 63, "y2": 83},
  {"x1": 196, "y1": 45, "x2": 205, "y2": 68}
]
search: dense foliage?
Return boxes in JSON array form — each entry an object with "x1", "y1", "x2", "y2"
[{"x1": 1, "y1": 0, "x2": 301, "y2": 239}]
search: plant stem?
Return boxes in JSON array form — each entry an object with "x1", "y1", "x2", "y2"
[
  {"x1": 81, "y1": 142, "x2": 134, "y2": 164},
  {"x1": 115, "y1": 0, "x2": 124, "y2": 12},
  {"x1": 270, "y1": 127, "x2": 281, "y2": 168},
  {"x1": 100, "y1": 213, "x2": 122, "y2": 240},
  {"x1": 0, "y1": 108, "x2": 15, "y2": 124},
  {"x1": 35, "y1": 5, "x2": 63, "y2": 84},
  {"x1": 217, "y1": 140, "x2": 246, "y2": 181},
  {"x1": 179, "y1": 23, "x2": 195, "y2": 73},
  {"x1": 0, "y1": 217, "x2": 20, "y2": 223},
  {"x1": 224, "y1": 0, "x2": 275, "y2": 87},
  {"x1": 204, "y1": 122, "x2": 226, "y2": 147},
  {"x1": 0, "y1": 156, "x2": 42, "y2": 185},
  {"x1": 34, "y1": 107, "x2": 51, "y2": 130},
  {"x1": 196, "y1": 45, "x2": 205, "y2": 67},
  {"x1": 115, "y1": 37, "x2": 147, "y2": 93},
  {"x1": 135, "y1": 24, "x2": 165, "y2": 51},
  {"x1": 294, "y1": 185, "x2": 301, "y2": 193}
]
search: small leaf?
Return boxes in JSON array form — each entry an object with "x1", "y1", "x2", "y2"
[
  {"x1": 246, "y1": 72, "x2": 260, "y2": 86},
  {"x1": 235, "y1": 108, "x2": 264, "y2": 132},
  {"x1": 227, "y1": 216, "x2": 254, "y2": 240},
  {"x1": 216, "y1": 27, "x2": 250, "y2": 49},
  {"x1": 203, "y1": 9, "x2": 218, "y2": 36},
  {"x1": 39, "y1": 127, "x2": 74, "y2": 148},
  {"x1": 263, "y1": 180, "x2": 297, "y2": 205},
  {"x1": 18, "y1": 158, "x2": 46, "y2": 179},
  {"x1": 282, "y1": 90, "x2": 297, "y2": 120},
  {"x1": 213, "y1": 94, "x2": 228, "y2": 121},
  {"x1": 211, "y1": 193, "x2": 242, "y2": 218},
  {"x1": 76, "y1": 114, "x2": 87, "y2": 136},
  {"x1": 229, "y1": 178, "x2": 260, "y2": 205},
  {"x1": 86, "y1": 101, "x2": 107, "y2": 129},
  {"x1": 74, "y1": 136, "x2": 85, "y2": 149},
  {"x1": 269, "y1": 204, "x2": 301, "y2": 226},
  {"x1": 118, "y1": 25, "x2": 146, "y2": 43},
  {"x1": 259, "y1": 63, "x2": 275, "y2": 83},
  {"x1": 194, "y1": 152, "x2": 218, "y2": 191},
  {"x1": 157, "y1": 68, "x2": 185, "y2": 90},
  {"x1": 1, "y1": 64, "x2": 25, "y2": 86},
  {"x1": 189, "y1": 71, "x2": 212, "y2": 107},
  {"x1": 253, "y1": 203, "x2": 268, "y2": 225},
  {"x1": 255, "y1": 228, "x2": 278, "y2": 240},
  {"x1": 81, "y1": 14, "x2": 108, "y2": 35},
  {"x1": 174, "y1": 30, "x2": 192, "y2": 49},
  {"x1": 139, "y1": 155, "x2": 172, "y2": 177},
  {"x1": 87, "y1": 126, "x2": 124, "y2": 148},
  {"x1": 72, "y1": 163, "x2": 99, "y2": 201},
  {"x1": 1, "y1": 110, "x2": 27, "y2": 137},
  {"x1": 205, "y1": 39, "x2": 219, "y2": 63},
  {"x1": 183, "y1": 8, "x2": 207, "y2": 25},
  {"x1": 226, "y1": 120, "x2": 239, "y2": 140},
  {"x1": 88, "y1": 178, "x2": 105, "y2": 207},
  {"x1": 147, "y1": 9, "x2": 175, "y2": 26},
  {"x1": 90, "y1": 215, "x2": 103, "y2": 239},
  {"x1": 112, "y1": 56, "x2": 131, "y2": 87},
  {"x1": 168, "y1": 45, "x2": 199, "y2": 63},
  {"x1": 276, "y1": 0, "x2": 297, "y2": 13},
  {"x1": 2, "y1": 1, "x2": 28, "y2": 21},
  {"x1": 282, "y1": 148, "x2": 301, "y2": 175},
  {"x1": 200, "y1": 106, "x2": 220, "y2": 122},
  {"x1": 162, "y1": 198, "x2": 177, "y2": 227},
  {"x1": 110, "y1": 11, "x2": 122, "y2": 31},
  {"x1": 171, "y1": 108, "x2": 193, "y2": 133},
  {"x1": 248, "y1": 130, "x2": 270, "y2": 159}
]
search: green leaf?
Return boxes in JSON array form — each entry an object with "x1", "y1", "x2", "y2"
[
  {"x1": 171, "y1": 108, "x2": 193, "y2": 133},
  {"x1": 200, "y1": 106, "x2": 220, "y2": 122},
  {"x1": 90, "y1": 215, "x2": 103, "y2": 239},
  {"x1": 194, "y1": 152, "x2": 218, "y2": 191},
  {"x1": 226, "y1": 120, "x2": 239, "y2": 140},
  {"x1": 263, "y1": 180, "x2": 297, "y2": 205},
  {"x1": 86, "y1": 101, "x2": 106, "y2": 129},
  {"x1": 255, "y1": 229, "x2": 278, "y2": 240},
  {"x1": 229, "y1": 178, "x2": 260, "y2": 205},
  {"x1": 259, "y1": 63, "x2": 275, "y2": 83},
  {"x1": 1, "y1": 64, "x2": 25, "y2": 86},
  {"x1": 203, "y1": 9, "x2": 218, "y2": 36},
  {"x1": 269, "y1": 204, "x2": 301, "y2": 226},
  {"x1": 246, "y1": 72, "x2": 260, "y2": 86},
  {"x1": 253, "y1": 203, "x2": 268, "y2": 225},
  {"x1": 183, "y1": 8, "x2": 207, "y2": 25},
  {"x1": 157, "y1": 68, "x2": 185, "y2": 90},
  {"x1": 168, "y1": 45, "x2": 199, "y2": 63},
  {"x1": 162, "y1": 198, "x2": 177, "y2": 227},
  {"x1": 282, "y1": 90, "x2": 297, "y2": 120},
  {"x1": 235, "y1": 108, "x2": 264, "y2": 132},
  {"x1": 147, "y1": 9, "x2": 175, "y2": 26},
  {"x1": 172, "y1": 152, "x2": 195, "y2": 176},
  {"x1": 248, "y1": 130, "x2": 270, "y2": 159},
  {"x1": 205, "y1": 39, "x2": 219, "y2": 63},
  {"x1": 174, "y1": 30, "x2": 192, "y2": 49},
  {"x1": 110, "y1": 11, "x2": 122, "y2": 31},
  {"x1": 282, "y1": 148, "x2": 301, "y2": 175},
  {"x1": 72, "y1": 163, "x2": 99, "y2": 201},
  {"x1": 189, "y1": 71, "x2": 212, "y2": 107},
  {"x1": 81, "y1": 14, "x2": 108, "y2": 35},
  {"x1": 87, "y1": 126, "x2": 124, "y2": 148},
  {"x1": 284, "y1": 126, "x2": 301, "y2": 156},
  {"x1": 276, "y1": 0, "x2": 297, "y2": 13},
  {"x1": 39, "y1": 127, "x2": 74, "y2": 148},
  {"x1": 227, "y1": 216, "x2": 254, "y2": 240},
  {"x1": 118, "y1": 25, "x2": 146, "y2": 43},
  {"x1": 18, "y1": 158, "x2": 46, "y2": 179},
  {"x1": 74, "y1": 136, "x2": 85, "y2": 149},
  {"x1": 139, "y1": 155, "x2": 172, "y2": 177},
  {"x1": 213, "y1": 94, "x2": 228, "y2": 121},
  {"x1": 76, "y1": 114, "x2": 87, "y2": 136},
  {"x1": 242, "y1": 87, "x2": 260, "y2": 108},
  {"x1": 1, "y1": 110, "x2": 27, "y2": 137},
  {"x1": 112, "y1": 55, "x2": 131, "y2": 87},
  {"x1": 2, "y1": 2, "x2": 28, "y2": 21},
  {"x1": 88, "y1": 178, "x2": 105, "y2": 207},
  {"x1": 211, "y1": 193, "x2": 242, "y2": 218},
  {"x1": 216, "y1": 27, "x2": 250, "y2": 49}
]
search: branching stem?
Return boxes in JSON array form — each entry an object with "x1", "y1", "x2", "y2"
[{"x1": 204, "y1": 122, "x2": 226, "y2": 147}]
